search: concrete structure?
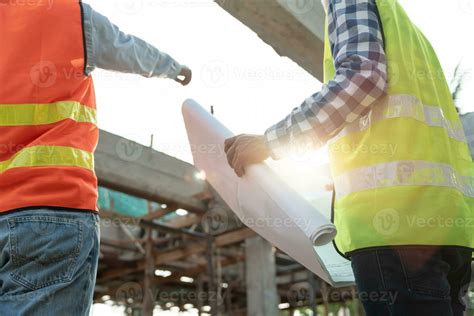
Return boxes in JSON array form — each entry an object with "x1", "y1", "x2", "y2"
[
  {"x1": 245, "y1": 236, "x2": 279, "y2": 316},
  {"x1": 95, "y1": 130, "x2": 208, "y2": 214},
  {"x1": 216, "y1": 0, "x2": 326, "y2": 81}
]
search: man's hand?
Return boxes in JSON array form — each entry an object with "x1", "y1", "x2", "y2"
[
  {"x1": 175, "y1": 66, "x2": 192, "y2": 86},
  {"x1": 224, "y1": 134, "x2": 270, "y2": 177}
]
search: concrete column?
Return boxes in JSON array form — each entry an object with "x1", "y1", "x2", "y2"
[{"x1": 245, "y1": 236, "x2": 279, "y2": 316}]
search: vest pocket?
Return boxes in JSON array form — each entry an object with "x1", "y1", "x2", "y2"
[{"x1": 7, "y1": 215, "x2": 83, "y2": 291}]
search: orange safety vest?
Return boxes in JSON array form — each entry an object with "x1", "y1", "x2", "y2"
[{"x1": 0, "y1": 0, "x2": 99, "y2": 213}]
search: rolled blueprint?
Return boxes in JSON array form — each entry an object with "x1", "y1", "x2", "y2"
[{"x1": 183, "y1": 99, "x2": 353, "y2": 286}]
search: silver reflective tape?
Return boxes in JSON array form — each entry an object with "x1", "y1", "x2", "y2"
[
  {"x1": 460, "y1": 113, "x2": 474, "y2": 159},
  {"x1": 334, "y1": 160, "x2": 474, "y2": 198},
  {"x1": 328, "y1": 95, "x2": 467, "y2": 144}
]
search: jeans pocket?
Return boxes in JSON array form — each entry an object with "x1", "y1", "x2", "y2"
[
  {"x1": 399, "y1": 249, "x2": 450, "y2": 299},
  {"x1": 8, "y1": 215, "x2": 83, "y2": 291}
]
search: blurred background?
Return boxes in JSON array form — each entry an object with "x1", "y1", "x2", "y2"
[{"x1": 80, "y1": 0, "x2": 474, "y2": 315}]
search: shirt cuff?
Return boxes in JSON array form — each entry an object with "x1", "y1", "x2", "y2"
[
  {"x1": 264, "y1": 124, "x2": 291, "y2": 160},
  {"x1": 264, "y1": 123, "x2": 326, "y2": 161},
  {"x1": 152, "y1": 57, "x2": 183, "y2": 80}
]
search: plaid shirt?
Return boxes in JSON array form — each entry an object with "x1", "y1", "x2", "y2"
[{"x1": 264, "y1": 0, "x2": 387, "y2": 159}]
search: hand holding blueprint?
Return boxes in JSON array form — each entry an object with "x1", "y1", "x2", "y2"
[{"x1": 182, "y1": 99, "x2": 354, "y2": 287}]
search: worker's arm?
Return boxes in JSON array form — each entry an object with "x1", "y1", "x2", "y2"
[
  {"x1": 80, "y1": 3, "x2": 191, "y2": 85},
  {"x1": 263, "y1": 0, "x2": 387, "y2": 159}
]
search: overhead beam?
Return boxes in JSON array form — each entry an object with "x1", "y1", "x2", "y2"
[
  {"x1": 95, "y1": 130, "x2": 208, "y2": 213},
  {"x1": 216, "y1": 0, "x2": 326, "y2": 81}
]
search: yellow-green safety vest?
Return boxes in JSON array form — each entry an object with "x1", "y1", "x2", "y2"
[{"x1": 324, "y1": 0, "x2": 474, "y2": 255}]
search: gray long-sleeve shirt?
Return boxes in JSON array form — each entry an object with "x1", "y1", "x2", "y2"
[{"x1": 80, "y1": 3, "x2": 183, "y2": 79}]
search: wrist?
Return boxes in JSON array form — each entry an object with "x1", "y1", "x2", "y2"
[{"x1": 170, "y1": 62, "x2": 183, "y2": 80}]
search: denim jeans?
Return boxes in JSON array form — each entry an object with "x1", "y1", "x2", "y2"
[
  {"x1": 350, "y1": 247, "x2": 472, "y2": 316},
  {"x1": 0, "y1": 208, "x2": 100, "y2": 316}
]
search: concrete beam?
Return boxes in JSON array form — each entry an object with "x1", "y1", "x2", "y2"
[
  {"x1": 97, "y1": 227, "x2": 256, "y2": 282},
  {"x1": 95, "y1": 130, "x2": 207, "y2": 213},
  {"x1": 245, "y1": 236, "x2": 279, "y2": 316},
  {"x1": 216, "y1": 0, "x2": 326, "y2": 81}
]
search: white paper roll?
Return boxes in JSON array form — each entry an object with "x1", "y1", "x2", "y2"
[{"x1": 182, "y1": 99, "x2": 354, "y2": 286}]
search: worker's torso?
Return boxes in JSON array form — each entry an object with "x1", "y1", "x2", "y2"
[
  {"x1": 0, "y1": 0, "x2": 99, "y2": 213},
  {"x1": 324, "y1": 0, "x2": 474, "y2": 254}
]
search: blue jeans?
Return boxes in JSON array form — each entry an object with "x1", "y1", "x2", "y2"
[
  {"x1": 350, "y1": 247, "x2": 472, "y2": 316},
  {"x1": 0, "y1": 209, "x2": 100, "y2": 316}
]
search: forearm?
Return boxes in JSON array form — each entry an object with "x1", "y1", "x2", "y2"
[
  {"x1": 264, "y1": 0, "x2": 387, "y2": 160},
  {"x1": 265, "y1": 56, "x2": 387, "y2": 159},
  {"x1": 81, "y1": 3, "x2": 183, "y2": 79}
]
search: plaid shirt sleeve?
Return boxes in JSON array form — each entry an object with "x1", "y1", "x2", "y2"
[{"x1": 264, "y1": 0, "x2": 387, "y2": 159}]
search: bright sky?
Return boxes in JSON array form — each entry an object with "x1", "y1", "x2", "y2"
[
  {"x1": 86, "y1": 0, "x2": 473, "y2": 314},
  {"x1": 86, "y1": 0, "x2": 474, "y2": 165}
]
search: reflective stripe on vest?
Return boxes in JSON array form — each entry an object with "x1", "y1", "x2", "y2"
[
  {"x1": 0, "y1": 146, "x2": 94, "y2": 174},
  {"x1": 0, "y1": 102, "x2": 97, "y2": 126},
  {"x1": 328, "y1": 94, "x2": 467, "y2": 145},
  {"x1": 334, "y1": 160, "x2": 474, "y2": 199}
]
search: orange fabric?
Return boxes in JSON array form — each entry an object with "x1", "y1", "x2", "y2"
[
  {"x1": 0, "y1": 167, "x2": 98, "y2": 212},
  {"x1": 0, "y1": 122, "x2": 98, "y2": 161},
  {"x1": 0, "y1": 1, "x2": 99, "y2": 213},
  {"x1": 0, "y1": 1, "x2": 96, "y2": 107}
]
